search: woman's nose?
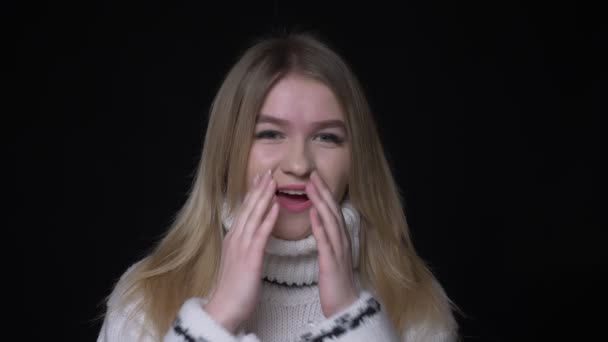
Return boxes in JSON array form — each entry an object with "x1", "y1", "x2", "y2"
[{"x1": 280, "y1": 140, "x2": 314, "y2": 177}]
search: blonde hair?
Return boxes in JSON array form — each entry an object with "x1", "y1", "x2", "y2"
[{"x1": 110, "y1": 33, "x2": 457, "y2": 339}]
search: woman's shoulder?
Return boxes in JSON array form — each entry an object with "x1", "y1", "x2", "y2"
[
  {"x1": 402, "y1": 322, "x2": 457, "y2": 342},
  {"x1": 361, "y1": 277, "x2": 457, "y2": 342},
  {"x1": 105, "y1": 260, "x2": 144, "y2": 309},
  {"x1": 401, "y1": 277, "x2": 458, "y2": 342},
  {"x1": 98, "y1": 260, "x2": 157, "y2": 341}
]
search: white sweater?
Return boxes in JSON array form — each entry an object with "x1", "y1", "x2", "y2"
[{"x1": 98, "y1": 201, "x2": 455, "y2": 342}]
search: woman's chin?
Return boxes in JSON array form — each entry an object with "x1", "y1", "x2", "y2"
[{"x1": 271, "y1": 212, "x2": 312, "y2": 240}]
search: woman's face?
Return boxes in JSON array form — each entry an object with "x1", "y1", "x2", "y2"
[{"x1": 246, "y1": 74, "x2": 351, "y2": 240}]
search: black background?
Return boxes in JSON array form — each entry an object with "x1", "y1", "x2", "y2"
[{"x1": 12, "y1": 0, "x2": 605, "y2": 341}]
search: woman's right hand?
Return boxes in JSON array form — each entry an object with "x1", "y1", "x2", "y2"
[{"x1": 204, "y1": 169, "x2": 279, "y2": 333}]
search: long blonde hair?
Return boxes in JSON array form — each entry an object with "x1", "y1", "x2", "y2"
[{"x1": 111, "y1": 33, "x2": 457, "y2": 339}]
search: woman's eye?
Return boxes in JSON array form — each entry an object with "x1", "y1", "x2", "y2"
[
  {"x1": 255, "y1": 130, "x2": 282, "y2": 139},
  {"x1": 316, "y1": 133, "x2": 344, "y2": 145},
  {"x1": 254, "y1": 130, "x2": 344, "y2": 145}
]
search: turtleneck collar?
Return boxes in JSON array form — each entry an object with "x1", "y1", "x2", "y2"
[{"x1": 221, "y1": 199, "x2": 361, "y2": 286}]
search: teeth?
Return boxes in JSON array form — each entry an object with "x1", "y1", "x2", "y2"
[{"x1": 278, "y1": 189, "x2": 306, "y2": 195}]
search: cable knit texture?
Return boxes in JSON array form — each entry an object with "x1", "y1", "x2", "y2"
[{"x1": 97, "y1": 199, "x2": 454, "y2": 342}]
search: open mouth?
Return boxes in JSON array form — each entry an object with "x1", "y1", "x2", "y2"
[
  {"x1": 275, "y1": 190, "x2": 312, "y2": 212},
  {"x1": 276, "y1": 190, "x2": 309, "y2": 201}
]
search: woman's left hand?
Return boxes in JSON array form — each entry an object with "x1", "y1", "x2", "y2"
[{"x1": 306, "y1": 170, "x2": 359, "y2": 318}]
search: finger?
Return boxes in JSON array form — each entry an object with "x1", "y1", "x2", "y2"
[
  {"x1": 309, "y1": 207, "x2": 333, "y2": 259},
  {"x1": 251, "y1": 201, "x2": 279, "y2": 253},
  {"x1": 311, "y1": 171, "x2": 341, "y2": 220},
  {"x1": 311, "y1": 171, "x2": 350, "y2": 249},
  {"x1": 307, "y1": 181, "x2": 342, "y2": 252},
  {"x1": 233, "y1": 170, "x2": 271, "y2": 236},
  {"x1": 239, "y1": 172, "x2": 261, "y2": 208},
  {"x1": 230, "y1": 172, "x2": 260, "y2": 234},
  {"x1": 242, "y1": 176, "x2": 276, "y2": 240}
]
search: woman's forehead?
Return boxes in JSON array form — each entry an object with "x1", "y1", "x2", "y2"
[{"x1": 257, "y1": 75, "x2": 345, "y2": 127}]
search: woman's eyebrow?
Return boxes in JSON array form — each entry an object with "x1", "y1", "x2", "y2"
[{"x1": 256, "y1": 114, "x2": 346, "y2": 131}]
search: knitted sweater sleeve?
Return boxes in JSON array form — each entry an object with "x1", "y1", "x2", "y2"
[
  {"x1": 295, "y1": 291, "x2": 456, "y2": 342},
  {"x1": 295, "y1": 290, "x2": 399, "y2": 342},
  {"x1": 97, "y1": 262, "x2": 259, "y2": 342},
  {"x1": 163, "y1": 298, "x2": 260, "y2": 342},
  {"x1": 97, "y1": 295, "x2": 260, "y2": 342}
]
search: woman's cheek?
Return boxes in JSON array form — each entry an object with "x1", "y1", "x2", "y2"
[
  {"x1": 249, "y1": 145, "x2": 277, "y2": 169},
  {"x1": 260, "y1": 147, "x2": 282, "y2": 166}
]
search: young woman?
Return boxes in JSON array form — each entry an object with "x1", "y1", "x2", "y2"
[{"x1": 98, "y1": 33, "x2": 458, "y2": 342}]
